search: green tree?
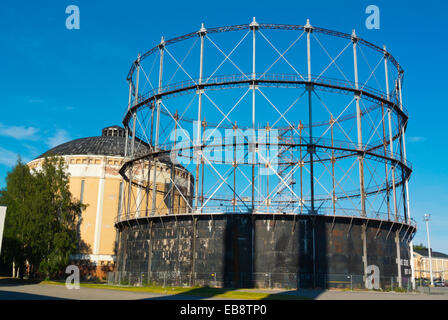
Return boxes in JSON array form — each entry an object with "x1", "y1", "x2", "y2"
[
  {"x1": 0, "y1": 157, "x2": 35, "y2": 277},
  {"x1": 413, "y1": 243, "x2": 428, "y2": 251},
  {"x1": 0, "y1": 156, "x2": 83, "y2": 279}
]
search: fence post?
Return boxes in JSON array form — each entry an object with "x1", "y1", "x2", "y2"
[
  {"x1": 163, "y1": 272, "x2": 166, "y2": 288},
  {"x1": 350, "y1": 275, "x2": 353, "y2": 291},
  {"x1": 297, "y1": 274, "x2": 300, "y2": 290},
  {"x1": 391, "y1": 276, "x2": 394, "y2": 291}
]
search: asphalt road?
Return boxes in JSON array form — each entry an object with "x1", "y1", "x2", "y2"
[
  {"x1": 0, "y1": 280, "x2": 447, "y2": 300},
  {"x1": 265, "y1": 287, "x2": 448, "y2": 300},
  {"x1": 0, "y1": 282, "x2": 217, "y2": 300}
]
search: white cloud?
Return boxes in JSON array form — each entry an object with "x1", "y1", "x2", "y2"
[
  {"x1": 0, "y1": 147, "x2": 21, "y2": 167},
  {"x1": 408, "y1": 136, "x2": 427, "y2": 143},
  {"x1": 46, "y1": 129, "x2": 71, "y2": 148},
  {"x1": 22, "y1": 143, "x2": 40, "y2": 158},
  {"x1": 0, "y1": 123, "x2": 40, "y2": 140},
  {"x1": 27, "y1": 98, "x2": 44, "y2": 104}
]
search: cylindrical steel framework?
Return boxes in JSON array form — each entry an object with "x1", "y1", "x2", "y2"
[{"x1": 114, "y1": 19, "x2": 417, "y2": 289}]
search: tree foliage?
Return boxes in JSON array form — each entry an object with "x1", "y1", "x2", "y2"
[
  {"x1": 0, "y1": 156, "x2": 83, "y2": 278},
  {"x1": 413, "y1": 243, "x2": 428, "y2": 251}
]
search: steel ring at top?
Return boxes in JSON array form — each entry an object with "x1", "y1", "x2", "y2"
[{"x1": 126, "y1": 22, "x2": 403, "y2": 81}]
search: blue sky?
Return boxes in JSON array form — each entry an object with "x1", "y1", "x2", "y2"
[{"x1": 0, "y1": 0, "x2": 447, "y2": 252}]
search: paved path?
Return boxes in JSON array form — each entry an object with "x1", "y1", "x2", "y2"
[
  {"x1": 239, "y1": 288, "x2": 448, "y2": 300},
  {"x1": 0, "y1": 282, "x2": 218, "y2": 300},
  {"x1": 0, "y1": 280, "x2": 447, "y2": 300}
]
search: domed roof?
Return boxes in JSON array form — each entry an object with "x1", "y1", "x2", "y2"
[{"x1": 36, "y1": 126, "x2": 151, "y2": 159}]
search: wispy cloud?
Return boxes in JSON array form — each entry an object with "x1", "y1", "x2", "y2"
[
  {"x1": 0, "y1": 147, "x2": 21, "y2": 167},
  {"x1": 27, "y1": 98, "x2": 44, "y2": 104},
  {"x1": 22, "y1": 143, "x2": 40, "y2": 158},
  {"x1": 46, "y1": 129, "x2": 71, "y2": 148},
  {"x1": 0, "y1": 123, "x2": 39, "y2": 140},
  {"x1": 408, "y1": 136, "x2": 427, "y2": 143}
]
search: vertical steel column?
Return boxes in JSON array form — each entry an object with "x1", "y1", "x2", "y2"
[
  {"x1": 191, "y1": 217, "x2": 197, "y2": 286},
  {"x1": 395, "y1": 81, "x2": 407, "y2": 222},
  {"x1": 398, "y1": 73, "x2": 415, "y2": 289},
  {"x1": 152, "y1": 38, "x2": 165, "y2": 215},
  {"x1": 304, "y1": 18, "x2": 317, "y2": 289},
  {"x1": 362, "y1": 223, "x2": 368, "y2": 284},
  {"x1": 131, "y1": 54, "x2": 140, "y2": 158},
  {"x1": 194, "y1": 24, "x2": 206, "y2": 212},
  {"x1": 200, "y1": 118, "x2": 206, "y2": 210},
  {"x1": 126, "y1": 118, "x2": 136, "y2": 218},
  {"x1": 145, "y1": 164, "x2": 150, "y2": 217},
  {"x1": 298, "y1": 121, "x2": 303, "y2": 215},
  {"x1": 154, "y1": 39, "x2": 164, "y2": 150},
  {"x1": 352, "y1": 30, "x2": 366, "y2": 217},
  {"x1": 123, "y1": 80, "x2": 132, "y2": 219},
  {"x1": 149, "y1": 102, "x2": 155, "y2": 149},
  {"x1": 135, "y1": 169, "x2": 142, "y2": 217},
  {"x1": 250, "y1": 18, "x2": 259, "y2": 211},
  {"x1": 266, "y1": 124, "x2": 270, "y2": 208},
  {"x1": 233, "y1": 123, "x2": 237, "y2": 212},
  {"x1": 330, "y1": 116, "x2": 336, "y2": 216},
  {"x1": 384, "y1": 46, "x2": 398, "y2": 221},
  {"x1": 124, "y1": 80, "x2": 133, "y2": 159},
  {"x1": 397, "y1": 76, "x2": 410, "y2": 223},
  {"x1": 170, "y1": 111, "x2": 179, "y2": 215},
  {"x1": 305, "y1": 19, "x2": 315, "y2": 215},
  {"x1": 381, "y1": 104, "x2": 391, "y2": 220},
  {"x1": 249, "y1": 17, "x2": 259, "y2": 279},
  {"x1": 146, "y1": 102, "x2": 156, "y2": 216},
  {"x1": 130, "y1": 115, "x2": 137, "y2": 155},
  {"x1": 289, "y1": 127, "x2": 294, "y2": 210},
  {"x1": 127, "y1": 54, "x2": 140, "y2": 218},
  {"x1": 395, "y1": 230, "x2": 403, "y2": 287}
]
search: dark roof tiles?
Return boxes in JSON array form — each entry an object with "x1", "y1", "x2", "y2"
[
  {"x1": 36, "y1": 126, "x2": 150, "y2": 159},
  {"x1": 414, "y1": 249, "x2": 448, "y2": 259}
]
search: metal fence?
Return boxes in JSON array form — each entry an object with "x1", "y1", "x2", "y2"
[{"x1": 107, "y1": 271, "x2": 412, "y2": 291}]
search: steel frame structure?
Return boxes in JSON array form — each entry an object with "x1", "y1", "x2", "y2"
[{"x1": 116, "y1": 19, "x2": 415, "y2": 232}]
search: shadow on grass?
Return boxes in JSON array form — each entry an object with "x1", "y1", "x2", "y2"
[
  {"x1": 259, "y1": 289, "x2": 326, "y2": 300},
  {"x1": 143, "y1": 285, "x2": 319, "y2": 300},
  {"x1": 143, "y1": 286, "x2": 234, "y2": 300}
]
